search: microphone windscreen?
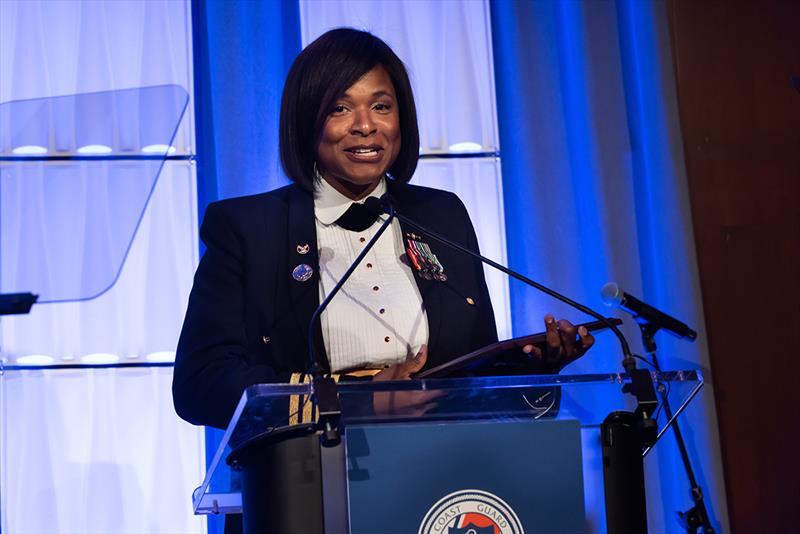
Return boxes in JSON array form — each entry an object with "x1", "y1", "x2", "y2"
[{"x1": 600, "y1": 282, "x2": 623, "y2": 307}]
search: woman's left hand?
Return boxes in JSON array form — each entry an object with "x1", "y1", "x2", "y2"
[
  {"x1": 373, "y1": 345, "x2": 441, "y2": 416},
  {"x1": 522, "y1": 314, "x2": 595, "y2": 373}
]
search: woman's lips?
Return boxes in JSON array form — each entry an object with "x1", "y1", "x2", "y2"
[{"x1": 344, "y1": 146, "x2": 384, "y2": 162}]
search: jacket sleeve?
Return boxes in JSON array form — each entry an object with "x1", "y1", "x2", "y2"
[
  {"x1": 457, "y1": 194, "x2": 500, "y2": 350},
  {"x1": 173, "y1": 202, "x2": 290, "y2": 429}
]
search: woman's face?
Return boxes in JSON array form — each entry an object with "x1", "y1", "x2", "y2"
[{"x1": 316, "y1": 66, "x2": 401, "y2": 200}]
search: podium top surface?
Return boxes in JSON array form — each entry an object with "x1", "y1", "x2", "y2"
[{"x1": 193, "y1": 370, "x2": 703, "y2": 515}]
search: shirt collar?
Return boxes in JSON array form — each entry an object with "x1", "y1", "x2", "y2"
[{"x1": 314, "y1": 175, "x2": 387, "y2": 226}]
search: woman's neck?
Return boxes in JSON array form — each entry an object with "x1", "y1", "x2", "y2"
[{"x1": 321, "y1": 174, "x2": 381, "y2": 201}]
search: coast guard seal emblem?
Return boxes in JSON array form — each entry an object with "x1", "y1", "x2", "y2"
[{"x1": 418, "y1": 489, "x2": 523, "y2": 534}]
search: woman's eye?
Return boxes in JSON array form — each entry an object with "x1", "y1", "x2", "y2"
[
  {"x1": 331, "y1": 105, "x2": 347, "y2": 114},
  {"x1": 373, "y1": 103, "x2": 391, "y2": 111}
]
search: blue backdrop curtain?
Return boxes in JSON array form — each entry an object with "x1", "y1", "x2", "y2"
[
  {"x1": 491, "y1": 0, "x2": 727, "y2": 530},
  {"x1": 191, "y1": 2, "x2": 301, "y2": 532},
  {"x1": 192, "y1": 0, "x2": 300, "y2": 220}
]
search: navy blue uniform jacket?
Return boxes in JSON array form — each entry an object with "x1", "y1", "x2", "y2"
[{"x1": 173, "y1": 181, "x2": 498, "y2": 429}]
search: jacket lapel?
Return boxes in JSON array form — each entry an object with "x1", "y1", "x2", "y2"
[
  {"x1": 286, "y1": 185, "x2": 329, "y2": 372},
  {"x1": 389, "y1": 183, "x2": 444, "y2": 361}
]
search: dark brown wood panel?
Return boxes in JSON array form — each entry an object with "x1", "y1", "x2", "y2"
[{"x1": 669, "y1": 1, "x2": 800, "y2": 531}]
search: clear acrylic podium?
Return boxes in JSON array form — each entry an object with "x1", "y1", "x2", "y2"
[{"x1": 192, "y1": 370, "x2": 703, "y2": 533}]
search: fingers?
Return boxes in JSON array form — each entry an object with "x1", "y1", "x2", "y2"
[
  {"x1": 557, "y1": 319, "x2": 578, "y2": 358},
  {"x1": 373, "y1": 390, "x2": 441, "y2": 416},
  {"x1": 373, "y1": 344, "x2": 428, "y2": 382},
  {"x1": 408, "y1": 402, "x2": 439, "y2": 417},
  {"x1": 523, "y1": 343, "x2": 543, "y2": 359},
  {"x1": 535, "y1": 315, "x2": 596, "y2": 371},
  {"x1": 402, "y1": 344, "x2": 428, "y2": 376},
  {"x1": 373, "y1": 365, "x2": 398, "y2": 382},
  {"x1": 578, "y1": 325, "x2": 595, "y2": 354},
  {"x1": 544, "y1": 314, "x2": 562, "y2": 364},
  {"x1": 417, "y1": 389, "x2": 444, "y2": 403},
  {"x1": 371, "y1": 345, "x2": 434, "y2": 416}
]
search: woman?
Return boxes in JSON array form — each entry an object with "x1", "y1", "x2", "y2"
[{"x1": 173, "y1": 28, "x2": 593, "y2": 431}]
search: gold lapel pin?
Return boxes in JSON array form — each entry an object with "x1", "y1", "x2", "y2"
[{"x1": 296, "y1": 243, "x2": 310, "y2": 255}]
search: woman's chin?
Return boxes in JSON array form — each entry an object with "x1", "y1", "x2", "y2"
[{"x1": 326, "y1": 174, "x2": 383, "y2": 199}]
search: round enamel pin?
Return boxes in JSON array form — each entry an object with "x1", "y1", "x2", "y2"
[{"x1": 292, "y1": 263, "x2": 314, "y2": 282}]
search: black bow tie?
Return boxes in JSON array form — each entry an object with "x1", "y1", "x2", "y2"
[{"x1": 335, "y1": 201, "x2": 381, "y2": 232}]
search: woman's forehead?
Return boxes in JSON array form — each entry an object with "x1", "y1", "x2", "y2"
[{"x1": 340, "y1": 66, "x2": 396, "y2": 99}]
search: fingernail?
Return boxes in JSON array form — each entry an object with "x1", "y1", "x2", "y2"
[
  {"x1": 545, "y1": 314, "x2": 554, "y2": 324},
  {"x1": 578, "y1": 326, "x2": 588, "y2": 336}
]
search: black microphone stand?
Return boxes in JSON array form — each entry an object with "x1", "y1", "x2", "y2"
[
  {"x1": 306, "y1": 203, "x2": 397, "y2": 445},
  {"x1": 638, "y1": 324, "x2": 715, "y2": 533}
]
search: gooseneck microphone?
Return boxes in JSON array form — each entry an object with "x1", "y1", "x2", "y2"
[
  {"x1": 304, "y1": 198, "x2": 397, "y2": 454},
  {"x1": 366, "y1": 197, "x2": 638, "y2": 371},
  {"x1": 600, "y1": 282, "x2": 697, "y2": 341}
]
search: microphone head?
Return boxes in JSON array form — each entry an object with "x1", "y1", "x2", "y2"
[{"x1": 600, "y1": 282, "x2": 623, "y2": 307}]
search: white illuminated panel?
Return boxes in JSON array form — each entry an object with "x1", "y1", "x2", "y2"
[
  {"x1": 0, "y1": 162, "x2": 199, "y2": 361},
  {"x1": 413, "y1": 158, "x2": 511, "y2": 339},
  {"x1": 0, "y1": 0, "x2": 195, "y2": 155},
  {"x1": 0, "y1": 367, "x2": 206, "y2": 533}
]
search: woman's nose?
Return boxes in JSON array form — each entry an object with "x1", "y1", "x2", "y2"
[{"x1": 350, "y1": 110, "x2": 376, "y2": 136}]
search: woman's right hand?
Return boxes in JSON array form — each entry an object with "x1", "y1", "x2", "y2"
[{"x1": 372, "y1": 344, "x2": 440, "y2": 416}]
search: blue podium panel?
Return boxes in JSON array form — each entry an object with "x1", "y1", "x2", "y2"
[{"x1": 347, "y1": 419, "x2": 585, "y2": 534}]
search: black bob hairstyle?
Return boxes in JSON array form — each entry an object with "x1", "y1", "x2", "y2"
[{"x1": 279, "y1": 28, "x2": 420, "y2": 191}]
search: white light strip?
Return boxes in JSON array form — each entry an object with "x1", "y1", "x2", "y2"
[
  {"x1": 141, "y1": 144, "x2": 177, "y2": 155},
  {"x1": 15, "y1": 354, "x2": 55, "y2": 365},
  {"x1": 76, "y1": 144, "x2": 113, "y2": 155},
  {"x1": 145, "y1": 351, "x2": 176, "y2": 362},
  {"x1": 448, "y1": 141, "x2": 483, "y2": 153},
  {"x1": 11, "y1": 145, "x2": 48, "y2": 155},
  {"x1": 80, "y1": 353, "x2": 120, "y2": 364},
  {"x1": 8, "y1": 354, "x2": 177, "y2": 366}
]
